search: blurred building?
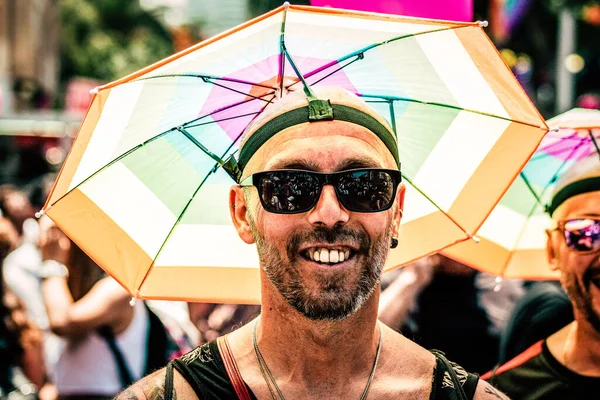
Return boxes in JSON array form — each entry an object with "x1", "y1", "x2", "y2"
[
  {"x1": 0, "y1": 0, "x2": 59, "y2": 114},
  {"x1": 0, "y1": 0, "x2": 73, "y2": 187}
]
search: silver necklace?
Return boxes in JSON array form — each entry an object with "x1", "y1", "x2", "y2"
[{"x1": 252, "y1": 319, "x2": 383, "y2": 400}]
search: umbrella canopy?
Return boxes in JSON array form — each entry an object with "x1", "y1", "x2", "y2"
[
  {"x1": 43, "y1": 4, "x2": 546, "y2": 303},
  {"x1": 442, "y1": 108, "x2": 600, "y2": 280}
]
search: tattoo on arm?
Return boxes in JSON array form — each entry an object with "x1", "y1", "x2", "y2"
[
  {"x1": 115, "y1": 388, "x2": 143, "y2": 400},
  {"x1": 114, "y1": 369, "x2": 175, "y2": 400},
  {"x1": 484, "y1": 386, "x2": 508, "y2": 400}
]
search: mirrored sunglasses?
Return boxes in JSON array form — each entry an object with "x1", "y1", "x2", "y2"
[{"x1": 557, "y1": 218, "x2": 600, "y2": 253}]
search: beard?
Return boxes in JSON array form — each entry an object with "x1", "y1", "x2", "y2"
[
  {"x1": 249, "y1": 219, "x2": 391, "y2": 321},
  {"x1": 561, "y1": 264, "x2": 600, "y2": 333}
]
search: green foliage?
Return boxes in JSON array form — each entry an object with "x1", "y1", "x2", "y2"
[
  {"x1": 59, "y1": 0, "x2": 174, "y2": 83},
  {"x1": 542, "y1": 0, "x2": 600, "y2": 14},
  {"x1": 247, "y1": 0, "x2": 311, "y2": 18}
]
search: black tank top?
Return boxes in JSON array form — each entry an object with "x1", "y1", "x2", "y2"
[{"x1": 166, "y1": 340, "x2": 479, "y2": 399}]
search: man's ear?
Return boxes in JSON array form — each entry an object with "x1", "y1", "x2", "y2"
[
  {"x1": 392, "y1": 183, "x2": 406, "y2": 238},
  {"x1": 230, "y1": 186, "x2": 255, "y2": 244},
  {"x1": 545, "y1": 229, "x2": 559, "y2": 271}
]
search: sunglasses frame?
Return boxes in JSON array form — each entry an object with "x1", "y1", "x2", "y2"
[
  {"x1": 239, "y1": 168, "x2": 402, "y2": 214},
  {"x1": 553, "y1": 218, "x2": 600, "y2": 254}
]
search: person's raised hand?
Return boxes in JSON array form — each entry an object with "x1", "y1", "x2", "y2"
[{"x1": 38, "y1": 216, "x2": 71, "y2": 265}]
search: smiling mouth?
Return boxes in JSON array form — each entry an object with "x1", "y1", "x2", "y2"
[{"x1": 301, "y1": 247, "x2": 354, "y2": 265}]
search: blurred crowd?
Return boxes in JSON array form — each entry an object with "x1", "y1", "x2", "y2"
[{"x1": 0, "y1": 177, "x2": 262, "y2": 399}]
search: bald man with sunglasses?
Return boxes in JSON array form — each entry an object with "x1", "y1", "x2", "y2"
[
  {"x1": 486, "y1": 154, "x2": 600, "y2": 399},
  {"x1": 117, "y1": 87, "x2": 507, "y2": 400}
]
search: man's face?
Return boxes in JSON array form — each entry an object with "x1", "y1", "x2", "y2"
[
  {"x1": 240, "y1": 121, "x2": 403, "y2": 321},
  {"x1": 548, "y1": 191, "x2": 600, "y2": 332}
]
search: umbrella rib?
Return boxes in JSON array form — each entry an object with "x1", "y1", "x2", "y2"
[
  {"x1": 285, "y1": 55, "x2": 363, "y2": 91},
  {"x1": 527, "y1": 137, "x2": 591, "y2": 216},
  {"x1": 529, "y1": 130, "x2": 582, "y2": 160},
  {"x1": 45, "y1": 97, "x2": 271, "y2": 211},
  {"x1": 277, "y1": 25, "x2": 469, "y2": 95},
  {"x1": 184, "y1": 111, "x2": 262, "y2": 129},
  {"x1": 133, "y1": 73, "x2": 277, "y2": 90},
  {"x1": 283, "y1": 25, "x2": 470, "y2": 88},
  {"x1": 277, "y1": 2, "x2": 288, "y2": 95},
  {"x1": 589, "y1": 129, "x2": 600, "y2": 160},
  {"x1": 177, "y1": 127, "x2": 229, "y2": 166},
  {"x1": 43, "y1": 128, "x2": 178, "y2": 212},
  {"x1": 182, "y1": 96, "x2": 276, "y2": 130},
  {"x1": 135, "y1": 95, "x2": 279, "y2": 295},
  {"x1": 335, "y1": 24, "x2": 472, "y2": 66},
  {"x1": 202, "y1": 78, "x2": 275, "y2": 103},
  {"x1": 401, "y1": 174, "x2": 476, "y2": 240},
  {"x1": 388, "y1": 100, "x2": 397, "y2": 136},
  {"x1": 518, "y1": 172, "x2": 544, "y2": 208},
  {"x1": 358, "y1": 93, "x2": 544, "y2": 130},
  {"x1": 502, "y1": 189, "x2": 547, "y2": 276},
  {"x1": 135, "y1": 134, "x2": 226, "y2": 299}
]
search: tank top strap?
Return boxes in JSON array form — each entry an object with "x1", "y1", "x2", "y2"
[
  {"x1": 430, "y1": 350, "x2": 479, "y2": 400},
  {"x1": 167, "y1": 340, "x2": 257, "y2": 400}
]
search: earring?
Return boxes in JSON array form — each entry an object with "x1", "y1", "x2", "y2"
[{"x1": 391, "y1": 237, "x2": 398, "y2": 249}]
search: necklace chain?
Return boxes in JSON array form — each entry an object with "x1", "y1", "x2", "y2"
[{"x1": 252, "y1": 319, "x2": 383, "y2": 400}]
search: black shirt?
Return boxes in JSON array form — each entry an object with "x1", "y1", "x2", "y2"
[{"x1": 487, "y1": 340, "x2": 600, "y2": 399}]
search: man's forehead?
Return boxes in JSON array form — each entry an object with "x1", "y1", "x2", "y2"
[
  {"x1": 553, "y1": 191, "x2": 600, "y2": 220},
  {"x1": 245, "y1": 120, "x2": 395, "y2": 174}
]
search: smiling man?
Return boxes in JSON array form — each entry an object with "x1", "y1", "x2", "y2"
[
  {"x1": 486, "y1": 153, "x2": 600, "y2": 399},
  {"x1": 117, "y1": 87, "x2": 508, "y2": 399}
]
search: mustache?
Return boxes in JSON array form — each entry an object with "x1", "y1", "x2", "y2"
[{"x1": 286, "y1": 225, "x2": 371, "y2": 258}]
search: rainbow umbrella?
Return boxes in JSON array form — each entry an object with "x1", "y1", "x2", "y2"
[
  {"x1": 442, "y1": 108, "x2": 600, "y2": 280},
  {"x1": 42, "y1": 4, "x2": 546, "y2": 303}
]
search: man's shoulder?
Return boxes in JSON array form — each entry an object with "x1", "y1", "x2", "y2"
[{"x1": 114, "y1": 367, "x2": 199, "y2": 400}]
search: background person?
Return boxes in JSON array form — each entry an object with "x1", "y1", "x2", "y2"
[
  {"x1": 486, "y1": 154, "x2": 600, "y2": 399},
  {"x1": 39, "y1": 217, "x2": 150, "y2": 399}
]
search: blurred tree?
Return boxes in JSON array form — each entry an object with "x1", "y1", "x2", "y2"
[
  {"x1": 59, "y1": 0, "x2": 174, "y2": 85},
  {"x1": 248, "y1": 0, "x2": 311, "y2": 17}
]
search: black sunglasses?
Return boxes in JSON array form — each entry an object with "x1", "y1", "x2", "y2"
[
  {"x1": 554, "y1": 218, "x2": 600, "y2": 253},
  {"x1": 240, "y1": 168, "x2": 402, "y2": 214}
]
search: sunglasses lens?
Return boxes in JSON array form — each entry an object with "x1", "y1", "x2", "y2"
[
  {"x1": 258, "y1": 171, "x2": 319, "y2": 213},
  {"x1": 564, "y1": 219, "x2": 600, "y2": 252},
  {"x1": 336, "y1": 170, "x2": 397, "y2": 212}
]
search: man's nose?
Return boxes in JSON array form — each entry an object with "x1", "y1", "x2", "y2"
[{"x1": 306, "y1": 185, "x2": 350, "y2": 227}]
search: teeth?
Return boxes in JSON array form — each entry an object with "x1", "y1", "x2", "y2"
[
  {"x1": 330, "y1": 250, "x2": 339, "y2": 263},
  {"x1": 306, "y1": 248, "x2": 351, "y2": 264},
  {"x1": 320, "y1": 248, "x2": 329, "y2": 263}
]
